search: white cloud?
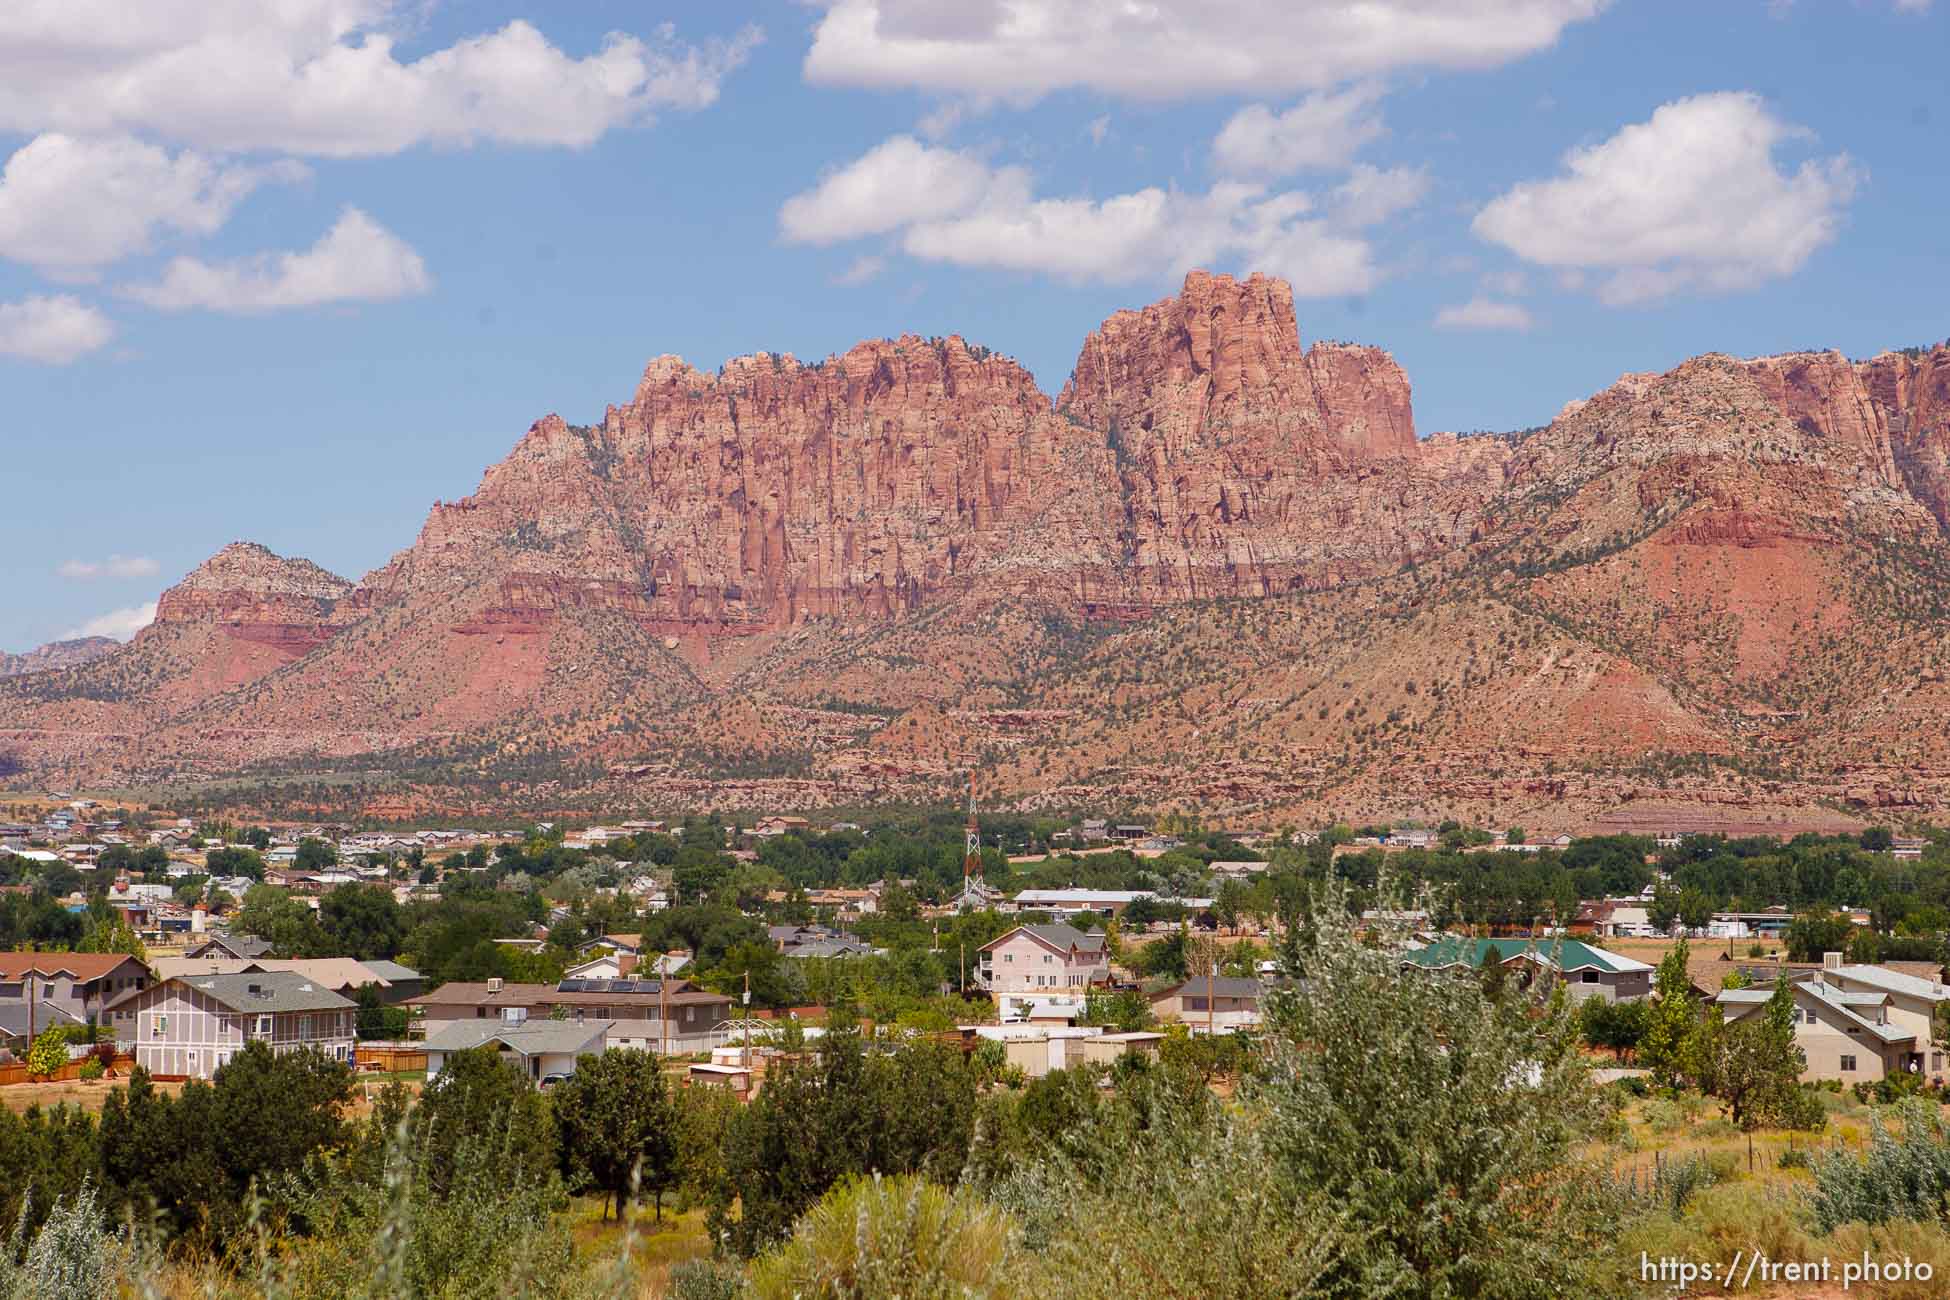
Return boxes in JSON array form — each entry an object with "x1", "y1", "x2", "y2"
[
  {"x1": 780, "y1": 136, "x2": 1010, "y2": 244},
  {"x1": 57, "y1": 555, "x2": 161, "y2": 580},
  {"x1": 1434, "y1": 297, "x2": 1533, "y2": 330},
  {"x1": 0, "y1": 295, "x2": 114, "y2": 363},
  {"x1": 1213, "y1": 85, "x2": 1387, "y2": 177},
  {"x1": 805, "y1": 0, "x2": 1606, "y2": 101},
  {"x1": 62, "y1": 601, "x2": 158, "y2": 642},
  {"x1": 0, "y1": 3, "x2": 760, "y2": 157},
  {"x1": 781, "y1": 136, "x2": 1382, "y2": 293},
  {"x1": 1472, "y1": 91, "x2": 1861, "y2": 304},
  {"x1": 832, "y1": 255, "x2": 886, "y2": 286},
  {"x1": 1330, "y1": 163, "x2": 1430, "y2": 226},
  {"x1": 122, "y1": 207, "x2": 431, "y2": 313},
  {"x1": 0, "y1": 134, "x2": 307, "y2": 279}
]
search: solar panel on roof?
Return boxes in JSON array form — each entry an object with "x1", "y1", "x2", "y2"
[{"x1": 557, "y1": 979, "x2": 587, "y2": 992}]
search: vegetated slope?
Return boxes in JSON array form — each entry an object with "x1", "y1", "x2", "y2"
[{"x1": 3, "y1": 275, "x2": 1946, "y2": 827}]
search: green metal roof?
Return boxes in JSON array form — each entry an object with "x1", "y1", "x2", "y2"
[{"x1": 1400, "y1": 937, "x2": 1652, "y2": 976}]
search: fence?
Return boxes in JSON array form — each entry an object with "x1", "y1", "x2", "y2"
[
  {"x1": 0, "y1": 1051, "x2": 137, "y2": 1086},
  {"x1": 355, "y1": 1044, "x2": 428, "y2": 1073}
]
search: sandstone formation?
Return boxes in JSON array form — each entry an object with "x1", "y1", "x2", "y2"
[
  {"x1": 3, "y1": 274, "x2": 1947, "y2": 830},
  {"x1": 0, "y1": 637, "x2": 117, "y2": 678}
]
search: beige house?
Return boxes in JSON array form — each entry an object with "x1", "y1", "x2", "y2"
[
  {"x1": 1715, "y1": 977, "x2": 1914, "y2": 1083},
  {"x1": 977, "y1": 924, "x2": 1111, "y2": 996},
  {"x1": 1819, "y1": 958, "x2": 1950, "y2": 1082},
  {"x1": 1151, "y1": 976, "x2": 1267, "y2": 1031}
]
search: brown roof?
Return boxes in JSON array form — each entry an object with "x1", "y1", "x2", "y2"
[
  {"x1": 404, "y1": 979, "x2": 730, "y2": 1010},
  {"x1": 1683, "y1": 949, "x2": 1819, "y2": 996},
  {"x1": 0, "y1": 951, "x2": 147, "y2": 982}
]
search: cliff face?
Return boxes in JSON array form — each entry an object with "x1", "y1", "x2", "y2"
[
  {"x1": 7, "y1": 279, "x2": 1949, "y2": 826},
  {"x1": 0, "y1": 637, "x2": 117, "y2": 678},
  {"x1": 150, "y1": 542, "x2": 355, "y2": 654}
]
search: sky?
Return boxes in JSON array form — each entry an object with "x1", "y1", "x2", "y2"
[{"x1": 2, "y1": 0, "x2": 1946, "y2": 652}]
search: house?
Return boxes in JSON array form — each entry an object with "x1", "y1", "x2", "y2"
[
  {"x1": 1814, "y1": 956, "x2": 1950, "y2": 1082},
  {"x1": 0, "y1": 999, "x2": 86, "y2": 1055},
  {"x1": 183, "y1": 935, "x2": 274, "y2": 966},
  {"x1": 423, "y1": 1017, "x2": 610, "y2": 1083},
  {"x1": 1705, "y1": 908, "x2": 1796, "y2": 940},
  {"x1": 404, "y1": 977, "x2": 733, "y2": 1055},
  {"x1": 0, "y1": 952, "x2": 151, "y2": 1036},
  {"x1": 976, "y1": 924, "x2": 1111, "y2": 996},
  {"x1": 121, "y1": 971, "x2": 356, "y2": 1079},
  {"x1": 145, "y1": 956, "x2": 422, "y2": 1003},
  {"x1": 1151, "y1": 976, "x2": 1269, "y2": 1030},
  {"x1": 1714, "y1": 977, "x2": 1916, "y2": 1083},
  {"x1": 1080, "y1": 1031, "x2": 1166, "y2": 1067},
  {"x1": 1399, "y1": 937, "x2": 1653, "y2": 1002},
  {"x1": 1890, "y1": 836, "x2": 1928, "y2": 861},
  {"x1": 1007, "y1": 888, "x2": 1156, "y2": 917}
]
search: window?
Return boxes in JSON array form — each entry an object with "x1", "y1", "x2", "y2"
[
  {"x1": 1840, "y1": 1055, "x2": 1857, "y2": 1072},
  {"x1": 1003, "y1": 954, "x2": 1013, "y2": 963},
  {"x1": 153, "y1": 1015, "x2": 167, "y2": 1038},
  {"x1": 256, "y1": 1015, "x2": 272, "y2": 1035},
  {"x1": 1580, "y1": 971, "x2": 1598, "y2": 984},
  {"x1": 1042, "y1": 954, "x2": 1053, "y2": 964}
]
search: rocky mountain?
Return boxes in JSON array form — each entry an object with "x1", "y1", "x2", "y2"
[
  {"x1": 0, "y1": 637, "x2": 117, "y2": 678},
  {"x1": 3, "y1": 273, "x2": 1946, "y2": 829}
]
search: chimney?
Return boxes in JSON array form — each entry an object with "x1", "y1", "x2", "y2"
[
  {"x1": 617, "y1": 952, "x2": 637, "y2": 978},
  {"x1": 487, "y1": 977, "x2": 503, "y2": 995},
  {"x1": 1823, "y1": 951, "x2": 1843, "y2": 972}
]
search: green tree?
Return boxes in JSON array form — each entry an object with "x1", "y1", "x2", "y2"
[
  {"x1": 1785, "y1": 911, "x2": 1854, "y2": 963},
  {"x1": 294, "y1": 837, "x2": 338, "y2": 872},
  {"x1": 1638, "y1": 936, "x2": 1697, "y2": 1089},
  {"x1": 1686, "y1": 978, "x2": 1815, "y2": 1130},
  {"x1": 553, "y1": 1049, "x2": 678, "y2": 1223},
  {"x1": 1648, "y1": 882, "x2": 1681, "y2": 934},
  {"x1": 25, "y1": 1026, "x2": 67, "y2": 1078},
  {"x1": 412, "y1": 1047, "x2": 557, "y2": 1198},
  {"x1": 1478, "y1": 943, "x2": 1508, "y2": 1000},
  {"x1": 319, "y1": 882, "x2": 405, "y2": 959}
]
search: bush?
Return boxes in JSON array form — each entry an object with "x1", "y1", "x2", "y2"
[
  {"x1": 1811, "y1": 1100, "x2": 1950, "y2": 1232},
  {"x1": 77, "y1": 1056, "x2": 104, "y2": 1082},
  {"x1": 1822, "y1": 1220, "x2": 1950, "y2": 1300},
  {"x1": 665, "y1": 1258, "x2": 746, "y2": 1300},
  {"x1": 0, "y1": 1182, "x2": 138, "y2": 1300},
  {"x1": 747, "y1": 1175, "x2": 1023, "y2": 1300}
]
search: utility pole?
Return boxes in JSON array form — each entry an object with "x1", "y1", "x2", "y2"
[
  {"x1": 659, "y1": 961, "x2": 668, "y2": 1058},
  {"x1": 742, "y1": 970, "x2": 751, "y2": 1068},
  {"x1": 1207, "y1": 958, "x2": 1216, "y2": 1039}
]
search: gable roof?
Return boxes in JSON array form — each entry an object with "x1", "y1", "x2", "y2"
[
  {"x1": 1717, "y1": 980, "x2": 1913, "y2": 1044},
  {"x1": 188, "y1": 934, "x2": 273, "y2": 959},
  {"x1": 1830, "y1": 964, "x2": 1950, "y2": 1002},
  {"x1": 982, "y1": 923, "x2": 1107, "y2": 957},
  {"x1": 1400, "y1": 937, "x2": 1652, "y2": 976},
  {"x1": 423, "y1": 1019, "x2": 611, "y2": 1057},
  {"x1": 175, "y1": 970, "x2": 357, "y2": 1014},
  {"x1": 0, "y1": 951, "x2": 147, "y2": 982},
  {"x1": 1155, "y1": 976, "x2": 1266, "y2": 1002}
]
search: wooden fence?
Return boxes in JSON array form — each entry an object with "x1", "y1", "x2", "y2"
[
  {"x1": 0, "y1": 1052, "x2": 136, "y2": 1087},
  {"x1": 355, "y1": 1044, "x2": 427, "y2": 1073}
]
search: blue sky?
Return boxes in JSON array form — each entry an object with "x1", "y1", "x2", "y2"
[{"x1": 3, "y1": 0, "x2": 1945, "y2": 652}]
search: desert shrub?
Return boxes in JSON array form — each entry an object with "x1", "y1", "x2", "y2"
[
  {"x1": 1821, "y1": 1219, "x2": 1950, "y2": 1300},
  {"x1": 664, "y1": 1258, "x2": 746, "y2": 1300},
  {"x1": 747, "y1": 1175, "x2": 1023, "y2": 1300},
  {"x1": 1811, "y1": 1100, "x2": 1950, "y2": 1232},
  {"x1": 1255, "y1": 880, "x2": 1627, "y2": 1299},
  {"x1": 1652, "y1": 1151, "x2": 1738, "y2": 1215},
  {"x1": 0, "y1": 1182, "x2": 139, "y2": 1300},
  {"x1": 75, "y1": 1058, "x2": 103, "y2": 1083}
]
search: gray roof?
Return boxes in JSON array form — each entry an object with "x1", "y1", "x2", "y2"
[
  {"x1": 195, "y1": 934, "x2": 273, "y2": 958},
  {"x1": 1020, "y1": 923, "x2": 1106, "y2": 955},
  {"x1": 359, "y1": 960, "x2": 423, "y2": 983},
  {"x1": 1717, "y1": 980, "x2": 1912, "y2": 1044},
  {"x1": 0, "y1": 1001, "x2": 85, "y2": 1039},
  {"x1": 1832, "y1": 964, "x2": 1950, "y2": 1001},
  {"x1": 180, "y1": 971, "x2": 356, "y2": 1013},
  {"x1": 424, "y1": 1019, "x2": 611, "y2": 1057},
  {"x1": 1160, "y1": 976, "x2": 1266, "y2": 1001}
]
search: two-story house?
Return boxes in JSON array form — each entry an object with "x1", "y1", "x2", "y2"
[
  {"x1": 404, "y1": 977, "x2": 733, "y2": 1055},
  {"x1": 0, "y1": 952, "x2": 151, "y2": 1043},
  {"x1": 120, "y1": 971, "x2": 357, "y2": 1079},
  {"x1": 1813, "y1": 956, "x2": 1950, "y2": 1082},
  {"x1": 1151, "y1": 976, "x2": 1269, "y2": 1031},
  {"x1": 976, "y1": 924, "x2": 1111, "y2": 997},
  {"x1": 1714, "y1": 974, "x2": 1915, "y2": 1083}
]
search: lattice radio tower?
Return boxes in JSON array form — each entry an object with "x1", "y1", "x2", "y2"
[{"x1": 962, "y1": 771, "x2": 983, "y2": 902}]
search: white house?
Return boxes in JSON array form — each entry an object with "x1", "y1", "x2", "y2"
[{"x1": 423, "y1": 1017, "x2": 612, "y2": 1083}]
